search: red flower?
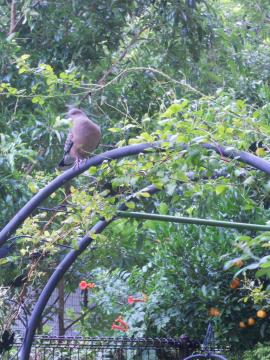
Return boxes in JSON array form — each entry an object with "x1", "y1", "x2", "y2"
[
  {"x1": 111, "y1": 324, "x2": 127, "y2": 332},
  {"x1": 127, "y1": 295, "x2": 147, "y2": 304},
  {"x1": 79, "y1": 281, "x2": 88, "y2": 290},
  {"x1": 112, "y1": 316, "x2": 129, "y2": 332},
  {"x1": 79, "y1": 281, "x2": 95, "y2": 290},
  {"x1": 128, "y1": 296, "x2": 135, "y2": 304}
]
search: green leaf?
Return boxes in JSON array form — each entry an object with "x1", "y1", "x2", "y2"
[
  {"x1": 161, "y1": 101, "x2": 189, "y2": 118},
  {"x1": 159, "y1": 203, "x2": 168, "y2": 215},
  {"x1": 0, "y1": 258, "x2": 9, "y2": 265},
  {"x1": 215, "y1": 185, "x2": 227, "y2": 195},
  {"x1": 108, "y1": 127, "x2": 122, "y2": 133}
]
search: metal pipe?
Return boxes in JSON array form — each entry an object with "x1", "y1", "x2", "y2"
[
  {"x1": 117, "y1": 211, "x2": 270, "y2": 232},
  {"x1": 184, "y1": 354, "x2": 227, "y2": 360},
  {"x1": 19, "y1": 185, "x2": 158, "y2": 360},
  {"x1": 0, "y1": 142, "x2": 158, "y2": 247},
  {"x1": 7, "y1": 140, "x2": 270, "y2": 358},
  {"x1": 1, "y1": 141, "x2": 270, "y2": 247}
]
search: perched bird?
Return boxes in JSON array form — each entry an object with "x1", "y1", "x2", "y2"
[
  {"x1": 248, "y1": 140, "x2": 267, "y2": 155},
  {"x1": 0, "y1": 330, "x2": 14, "y2": 354},
  {"x1": 58, "y1": 108, "x2": 101, "y2": 167}
]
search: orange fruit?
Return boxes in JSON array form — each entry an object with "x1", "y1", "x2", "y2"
[
  {"x1": 239, "y1": 321, "x2": 246, "y2": 328},
  {"x1": 247, "y1": 317, "x2": 256, "y2": 326},
  {"x1": 234, "y1": 259, "x2": 244, "y2": 268},
  {"x1": 230, "y1": 278, "x2": 241, "y2": 289},
  {"x1": 257, "y1": 310, "x2": 267, "y2": 319},
  {"x1": 208, "y1": 307, "x2": 221, "y2": 317}
]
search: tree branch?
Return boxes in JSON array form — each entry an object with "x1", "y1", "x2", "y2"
[
  {"x1": 8, "y1": 0, "x2": 16, "y2": 35},
  {"x1": 7, "y1": 0, "x2": 42, "y2": 36}
]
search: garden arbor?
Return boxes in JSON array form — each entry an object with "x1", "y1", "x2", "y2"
[{"x1": 1, "y1": 141, "x2": 270, "y2": 359}]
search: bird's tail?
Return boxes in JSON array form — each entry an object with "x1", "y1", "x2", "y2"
[{"x1": 58, "y1": 156, "x2": 74, "y2": 168}]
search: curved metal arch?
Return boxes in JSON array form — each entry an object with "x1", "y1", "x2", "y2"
[
  {"x1": 1, "y1": 141, "x2": 270, "y2": 247},
  {"x1": 1, "y1": 141, "x2": 269, "y2": 358},
  {"x1": 184, "y1": 354, "x2": 227, "y2": 360},
  {"x1": 19, "y1": 185, "x2": 159, "y2": 359},
  {"x1": 0, "y1": 142, "x2": 157, "y2": 247}
]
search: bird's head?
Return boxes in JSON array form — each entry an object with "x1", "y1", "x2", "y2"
[{"x1": 67, "y1": 108, "x2": 86, "y2": 119}]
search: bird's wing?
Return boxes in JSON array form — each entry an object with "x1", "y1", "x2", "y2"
[
  {"x1": 58, "y1": 131, "x2": 74, "y2": 167},
  {"x1": 64, "y1": 130, "x2": 73, "y2": 155}
]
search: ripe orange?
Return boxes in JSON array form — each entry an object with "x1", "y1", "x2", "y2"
[
  {"x1": 230, "y1": 278, "x2": 241, "y2": 289},
  {"x1": 247, "y1": 317, "x2": 256, "y2": 326},
  {"x1": 257, "y1": 310, "x2": 267, "y2": 319},
  {"x1": 208, "y1": 307, "x2": 221, "y2": 317},
  {"x1": 234, "y1": 259, "x2": 244, "y2": 268},
  {"x1": 239, "y1": 321, "x2": 246, "y2": 328}
]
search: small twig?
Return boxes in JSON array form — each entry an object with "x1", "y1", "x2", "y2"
[
  {"x1": 64, "y1": 303, "x2": 97, "y2": 332},
  {"x1": 42, "y1": 193, "x2": 72, "y2": 232},
  {"x1": 91, "y1": 66, "x2": 202, "y2": 96},
  {"x1": 80, "y1": 26, "x2": 148, "y2": 103},
  {"x1": 37, "y1": 205, "x2": 68, "y2": 212},
  {"x1": 98, "y1": 144, "x2": 116, "y2": 149}
]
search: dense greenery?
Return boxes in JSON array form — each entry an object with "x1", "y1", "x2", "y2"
[{"x1": 1, "y1": 0, "x2": 270, "y2": 357}]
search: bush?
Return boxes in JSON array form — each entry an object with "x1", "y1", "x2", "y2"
[{"x1": 241, "y1": 342, "x2": 270, "y2": 360}]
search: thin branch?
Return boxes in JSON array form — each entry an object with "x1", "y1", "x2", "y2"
[
  {"x1": 91, "y1": 66, "x2": 203, "y2": 97},
  {"x1": 64, "y1": 303, "x2": 97, "y2": 333},
  {"x1": 80, "y1": 26, "x2": 148, "y2": 103},
  {"x1": 9, "y1": 0, "x2": 16, "y2": 35},
  {"x1": 37, "y1": 205, "x2": 67, "y2": 212},
  {"x1": 7, "y1": 0, "x2": 42, "y2": 36},
  {"x1": 98, "y1": 27, "x2": 148, "y2": 85}
]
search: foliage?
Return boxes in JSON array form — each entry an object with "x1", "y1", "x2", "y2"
[
  {"x1": 242, "y1": 342, "x2": 270, "y2": 360},
  {"x1": 1, "y1": 0, "x2": 270, "y2": 356}
]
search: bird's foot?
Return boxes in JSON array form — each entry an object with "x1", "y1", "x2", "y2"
[
  {"x1": 73, "y1": 158, "x2": 82, "y2": 169},
  {"x1": 73, "y1": 158, "x2": 85, "y2": 169}
]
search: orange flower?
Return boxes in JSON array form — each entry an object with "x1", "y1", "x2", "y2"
[
  {"x1": 128, "y1": 295, "x2": 147, "y2": 304},
  {"x1": 111, "y1": 323, "x2": 127, "y2": 332},
  {"x1": 208, "y1": 307, "x2": 221, "y2": 317},
  {"x1": 112, "y1": 316, "x2": 129, "y2": 332},
  {"x1": 142, "y1": 293, "x2": 148, "y2": 302},
  {"x1": 79, "y1": 281, "x2": 95, "y2": 290},
  {"x1": 79, "y1": 281, "x2": 88, "y2": 290},
  {"x1": 230, "y1": 278, "x2": 241, "y2": 289},
  {"x1": 257, "y1": 309, "x2": 267, "y2": 319},
  {"x1": 247, "y1": 317, "x2": 256, "y2": 326},
  {"x1": 128, "y1": 296, "x2": 135, "y2": 304},
  {"x1": 234, "y1": 259, "x2": 244, "y2": 268}
]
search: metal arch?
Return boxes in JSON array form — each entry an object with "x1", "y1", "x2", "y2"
[
  {"x1": 1, "y1": 141, "x2": 270, "y2": 247},
  {"x1": 0, "y1": 142, "x2": 158, "y2": 247},
  {"x1": 184, "y1": 354, "x2": 227, "y2": 360},
  {"x1": 1, "y1": 141, "x2": 270, "y2": 358},
  {"x1": 19, "y1": 185, "x2": 159, "y2": 360}
]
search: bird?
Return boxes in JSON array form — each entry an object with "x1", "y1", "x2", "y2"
[
  {"x1": 0, "y1": 330, "x2": 14, "y2": 354},
  {"x1": 58, "y1": 108, "x2": 101, "y2": 167},
  {"x1": 248, "y1": 140, "x2": 267, "y2": 155}
]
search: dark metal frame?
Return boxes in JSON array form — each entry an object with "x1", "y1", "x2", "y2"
[
  {"x1": 19, "y1": 184, "x2": 158, "y2": 359},
  {"x1": 184, "y1": 355, "x2": 227, "y2": 360},
  {"x1": 1, "y1": 141, "x2": 270, "y2": 359},
  {"x1": 11, "y1": 335, "x2": 195, "y2": 359},
  {"x1": 1, "y1": 141, "x2": 270, "y2": 246},
  {"x1": 117, "y1": 210, "x2": 270, "y2": 231}
]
